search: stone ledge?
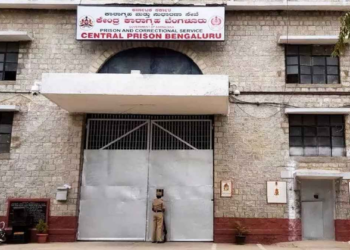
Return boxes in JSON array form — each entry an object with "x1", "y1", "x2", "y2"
[
  {"x1": 285, "y1": 84, "x2": 344, "y2": 89},
  {"x1": 291, "y1": 156, "x2": 350, "y2": 163},
  {"x1": 0, "y1": 153, "x2": 11, "y2": 160},
  {"x1": 0, "y1": 81, "x2": 16, "y2": 85}
]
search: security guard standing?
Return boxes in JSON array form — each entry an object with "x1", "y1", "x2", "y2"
[{"x1": 152, "y1": 189, "x2": 165, "y2": 243}]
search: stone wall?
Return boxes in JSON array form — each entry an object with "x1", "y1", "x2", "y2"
[
  {"x1": 214, "y1": 95, "x2": 350, "y2": 219},
  {"x1": 214, "y1": 95, "x2": 350, "y2": 242},
  {"x1": 0, "y1": 93, "x2": 83, "y2": 217}
]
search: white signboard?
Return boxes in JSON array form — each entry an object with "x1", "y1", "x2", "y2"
[
  {"x1": 77, "y1": 6, "x2": 225, "y2": 41},
  {"x1": 221, "y1": 180, "x2": 232, "y2": 198},
  {"x1": 267, "y1": 181, "x2": 287, "y2": 204}
]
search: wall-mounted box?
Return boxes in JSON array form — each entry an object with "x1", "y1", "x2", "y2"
[{"x1": 56, "y1": 186, "x2": 69, "y2": 201}]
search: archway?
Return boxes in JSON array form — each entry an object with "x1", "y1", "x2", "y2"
[
  {"x1": 78, "y1": 47, "x2": 213, "y2": 242},
  {"x1": 98, "y1": 47, "x2": 202, "y2": 75}
]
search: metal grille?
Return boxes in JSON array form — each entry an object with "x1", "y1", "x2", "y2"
[
  {"x1": 151, "y1": 120, "x2": 212, "y2": 150},
  {"x1": 86, "y1": 119, "x2": 149, "y2": 150},
  {"x1": 85, "y1": 115, "x2": 212, "y2": 150},
  {"x1": 87, "y1": 114, "x2": 211, "y2": 120}
]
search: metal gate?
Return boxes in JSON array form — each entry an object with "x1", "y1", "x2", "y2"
[{"x1": 78, "y1": 115, "x2": 213, "y2": 241}]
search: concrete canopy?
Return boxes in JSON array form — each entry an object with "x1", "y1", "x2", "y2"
[
  {"x1": 278, "y1": 35, "x2": 341, "y2": 45},
  {"x1": 295, "y1": 170, "x2": 346, "y2": 180},
  {"x1": 41, "y1": 73, "x2": 229, "y2": 115},
  {"x1": 0, "y1": 105, "x2": 19, "y2": 112},
  {"x1": 281, "y1": 169, "x2": 350, "y2": 180},
  {"x1": 285, "y1": 108, "x2": 350, "y2": 115},
  {"x1": 0, "y1": 31, "x2": 32, "y2": 41}
]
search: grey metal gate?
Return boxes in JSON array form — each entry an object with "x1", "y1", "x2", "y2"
[{"x1": 78, "y1": 115, "x2": 213, "y2": 241}]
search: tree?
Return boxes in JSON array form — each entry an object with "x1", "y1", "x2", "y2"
[{"x1": 333, "y1": 12, "x2": 350, "y2": 56}]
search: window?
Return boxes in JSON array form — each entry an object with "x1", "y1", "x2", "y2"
[
  {"x1": 99, "y1": 48, "x2": 202, "y2": 75},
  {"x1": 286, "y1": 45, "x2": 340, "y2": 84},
  {"x1": 0, "y1": 112, "x2": 14, "y2": 153},
  {"x1": 0, "y1": 42, "x2": 19, "y2": 81},
  {"x1": 289, "y1": 115, "x2": 345, "y2": 156}
]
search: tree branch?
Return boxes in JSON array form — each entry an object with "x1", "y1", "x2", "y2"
[{"x1": 333, "y1": 13, "x2": 350, "y2": 57}]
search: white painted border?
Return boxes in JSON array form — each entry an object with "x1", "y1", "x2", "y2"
[
  {"x1": 0, "y1": 105, "x2": 19, "y2": 112},
  {"x1": 227, "y1": 1, "x2": 350, "y2": 11},
  {"x1": 278, "y1": 35, "x2": 340, "y2": 45},
  {"x1": 2, "y1": 1, "x2": 350, "y2": 11},
  {"x1": 285, "y1": 108, "x2": 350, "y2": 115}
]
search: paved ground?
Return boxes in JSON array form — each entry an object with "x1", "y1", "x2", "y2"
[{"x1": 0, "y1": 241, "x2": 350, "y2": 250}]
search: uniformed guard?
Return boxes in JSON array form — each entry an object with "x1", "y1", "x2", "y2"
[{"x1": 152, "y1": 189, "x2": 165, "y2": 243}]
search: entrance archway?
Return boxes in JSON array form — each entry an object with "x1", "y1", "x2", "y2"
[{"x1": 78, "y1": 48, "x2": 213, "y2": 242}]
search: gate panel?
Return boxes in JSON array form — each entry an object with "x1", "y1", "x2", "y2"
[
  {"x1": 302, "y1": 201, "x2": 324, "y2": 240},
  {"x1": 147, "y1": 150, "x2": 213, "y2": 241},
  {"x1": 78, "y1": 150, "x2": 149, "y2": 240},
  {"x1": 79, "y1": 116, "x2": 213, "y2": 241}
]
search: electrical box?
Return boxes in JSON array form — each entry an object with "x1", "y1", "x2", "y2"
[{"x1": 56, "y1": 186, "x2": 68, "y2": 201}]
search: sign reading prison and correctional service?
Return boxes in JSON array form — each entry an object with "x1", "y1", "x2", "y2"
[{"x1": 77, "y1": 6, "x2": 225, "y2": 41}]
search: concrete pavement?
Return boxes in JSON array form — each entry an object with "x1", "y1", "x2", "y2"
[{"x1": 0, "y1": 241, "x2": 349, "y2": 250}]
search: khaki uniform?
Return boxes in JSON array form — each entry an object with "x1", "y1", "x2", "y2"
[{"x1": 152, "y1": 198, "x2": 165, "y2": 242}]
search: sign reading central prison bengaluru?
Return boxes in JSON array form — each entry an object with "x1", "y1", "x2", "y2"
[{"x1": 77, "y1": 6, "x2": 225, "y2": 41}]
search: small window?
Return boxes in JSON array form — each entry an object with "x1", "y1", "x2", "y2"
[
  {"x1": 285, "y1": 45, "x2": 340, "y2": 84},
  {"x1": 0, "y1": 42, "x2": 19, "y2": 81},
  {"x1": 0, "y1": 112, "x2": 14, "y2": 153},
  {"x1": 289, "y1": 115, "x2": 345, "y2": 157}
]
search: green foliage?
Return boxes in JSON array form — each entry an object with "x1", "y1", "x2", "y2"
[
  {"x1": 333, "y1": 12, "x2": 350, "y2": 56},
  {"x1": 35, "y1": 219, "x2": 48, "y2": 234},
  {"x1": 234, "y1": 222, "x2": 248, "y2": 236}
]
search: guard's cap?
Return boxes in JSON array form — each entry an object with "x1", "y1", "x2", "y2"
[{"x1": 156, "y1": 189, "x2": 164, "y2": 197}]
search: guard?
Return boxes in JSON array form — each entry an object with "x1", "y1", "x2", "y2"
[{"x1": 152, "y1": 189, "x2": 165, "y2": 243}]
